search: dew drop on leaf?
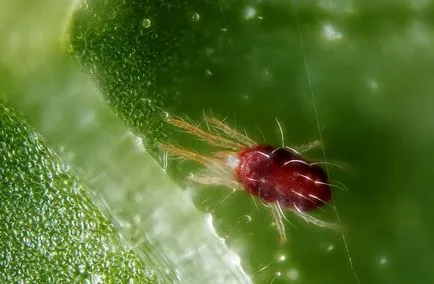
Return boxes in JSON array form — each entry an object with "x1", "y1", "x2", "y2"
[
  {"x1": 141, "y1": 18, "x2": 151, "y2": 29},
  {"x1": 191, "y1": 13, "x2": 200, "y2": 22}
]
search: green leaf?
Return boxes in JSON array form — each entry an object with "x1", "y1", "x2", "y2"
[
  {"x1": 1, "y1": 1, "x2": 252, "y2": 282},
  {"x1": 67, "y1": 0, "x2": 434, "y2": 283},
  {"x1": 3, "y1": 0, "x2": 433, "y2": 282},
  {"x1": 0, "y1": 103, "x2": 155, "y2": 283}
]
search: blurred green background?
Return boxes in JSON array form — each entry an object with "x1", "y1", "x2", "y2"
[{"x1": 2, "y1": 0, "x2": 434, "y2": 283}]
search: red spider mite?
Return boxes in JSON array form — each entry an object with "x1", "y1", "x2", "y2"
[{"x1": 161, "y1": 115, "x2": 339, "y2": 241}]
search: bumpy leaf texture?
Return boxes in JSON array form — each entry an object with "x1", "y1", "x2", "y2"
[{"x1": 0, "y1": 103, "x2": 155, "y2": 283}]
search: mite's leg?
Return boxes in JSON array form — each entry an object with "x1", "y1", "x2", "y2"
[
  {"x1": 292, "y1": 205, "x2": 342, "y2": 231},
  {"x1": 161, "y1": 143, "x2": 241, "y2": 186},
  {"x1": 205, "y1": 115, "x2": 256, "y2": 147},
  {"x1": 270, "y1": 203, "x2": 288, "y2": 243},
  {"x1": 160, "y1": 144, "x2": 213, "y2": 166},
  {"x1": 188, "y1": 173, "x2": 242, "y2": 190},
  {"x1": 168, "y1": 118, "x2": 244, "y2": 150}
]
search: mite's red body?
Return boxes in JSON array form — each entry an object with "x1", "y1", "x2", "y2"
[{"x1": 236, "y1": 145, "x2": 331, "y2": 211}]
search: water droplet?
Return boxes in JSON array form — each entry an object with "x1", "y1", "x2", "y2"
[
  {"x1": 378, "y1": 256, "x2": 388, "y2": 266},
  {"x1": 287, "y1": 268, "x2": 299, "y2": 281},
  {"x1": 323, "y1": 24, "x2": 343, "y2": 41},
  {"x1": 142, "y1": 18, "x2": 151, "y2": 28},
  {"x1": 244, "y1": 6, "x2": 257, "y2": 20},
  {"x1": 263, "y1": 69, "x2": 272, "y2": 80},
  {"x1": 368, "y1": 78, "x2": 379, "y2": 90},
  {"x1": 277, "y1": 254, "x2": 286, "y2": 262},
  {"x1": 191, "y1": 13, "x2": 200, "y2": 22},
  {"x1": 205, "y1": 69, "x2": 213, "y2": 78}
]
